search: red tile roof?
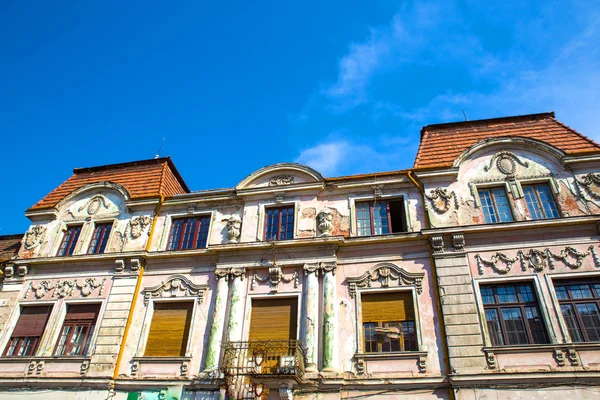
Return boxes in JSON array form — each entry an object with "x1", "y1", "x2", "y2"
[
  {"x1": 29, "y1": 157, "x2": 189, "y2": 210},
  {"x1": 0, "y1": 234, "x2": 22, "y2": 262},
  {"x1": 414, "y1": 112, "x2": 600, "y2": 169}
]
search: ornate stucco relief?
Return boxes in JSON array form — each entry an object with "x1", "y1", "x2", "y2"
[
  {"x1": 317, "y1": 207, "x2": 333, "y2": 236},
  {"x1": 112, "y1": 215, "x2": 152, "y2": 251},
  {"x1": 250, "y1": 265, "x2": 299, "y2": 292},
  {"x1": 226, "y1": 215, "x2": 242, "y2": 243},
  {"x1": 484, "y1": 151, "x2": 530, "y2": 176},
  {"x1": 424, "y1": 188, "x2": 459, "y2": 214},
  {"x1": 576, "y1": 172, "x2": 600, "y2": 201},
  {"x1": 269, "y1": 175, "x2": 295, "y2": 186},
  {"x1": 346, "y1": 263, "x2": 424, "y2": 298},
  {"x1": 143, "y1": 274, "x2": 208, "y2": 305},
  {"x1": 23, "y1": 225, "x2": 47, "y2": 250},
  {"x1": 26, "y1": 277, "x2": 106, "y2": 299},
  {"x1": 475, "y1": 245, "x2": 600, "y2": 274}
]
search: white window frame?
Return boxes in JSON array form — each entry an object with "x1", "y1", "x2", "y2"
[
  {"x1": 348, "y1": 191, "x2": 413, "y2": 237},
  {"x1": 160, "y1": 210, "x2": 215, "y2": 251},
  {"x1": 256, "y1": 199, "x2": 300, "y2": 241},
  {"x1": 0, "y1": 301, "x2": 56, "y2": 357}
]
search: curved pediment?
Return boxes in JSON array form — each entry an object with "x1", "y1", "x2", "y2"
[
  {"x1": 56, "y1": 182, "x2": 130, "y2": 222},
  {"x1": 453, "y1": 137, "x2": 565, "y2": 168},
  {"x1": 236, "y1": 163, "x2": 324, "y2": 190}
]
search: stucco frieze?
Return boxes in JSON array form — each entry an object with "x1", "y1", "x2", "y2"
[
  {"x1": 142, "y1": 274, "x2": 208, "y2": 305},
  {"x1": 475, "y1": 245, "x2": 600, "y2": 275},
  {"x1": 250, "y1": 265, "x2": 299, "y2": 292},
  {"x1": 346, "y1": 263, "x2": 424, "y2": 298},
  {"x1": 424, "y1": 188, "x2": 459, "y2": 214},
  {"x1": 25, "y1": 277, "x2": 107, "y2": 300}
]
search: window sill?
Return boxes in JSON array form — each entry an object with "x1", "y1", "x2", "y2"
[
  {"x1": 132, "y1": 356, "x2": 192, "y2": 363},
  {"x1": 485, "y1": 342, "x2": 600, "y2": 354},
  {"x1": 355, "y1": 351, "x2": 427, "y2": 360},
  {"x1": 0, "y1": 355, "x2": 91, "y2": 362}
]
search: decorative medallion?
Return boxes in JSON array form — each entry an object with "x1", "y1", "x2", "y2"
[
  {"x1": 475, "y1": 245, "x2": 600, "y2": 275},
  {"x1": 23, "y1": 225, "x2": 47, "y2": 250},
  {"x1": 346, "y1": 263, "x2": 424, "y2": 298},
  {"x1": 576, "y1": 173, "x2": 600, "y2": 200},
  {"x1": 484, "y1": 151, "x2": 529, "y2": 176},
  {"x1": 77, "y1": 195, "x2": 110, "y2": 215},
  {"x1": 269, "y1": 175, "x2": 295, "y2": 186},
  {"x1": 424, "y1": 188, "x2": 459, "y2": 214}
]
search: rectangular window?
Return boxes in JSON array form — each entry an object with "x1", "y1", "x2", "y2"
[
  {"x1": 3, "y1": 306, "x2": 52, "y2": 357},
  {"x1": 57, "y1": 225, "x2": 82, "y2": 256},
  {"x1": 54, "y1": 304, "x2": 100, "y2": 356},
  {"x1": 523, "y1": 184, "x2": 560, "y2": 220},
  {"x1": 361, "y1": 292, "x2": 417, "y2": 352},
  {"x1": 480, "y1": 282, "x2": 549, "y2": 346},
  {"x1": 264, "y1": 206, "x2": 295, "y2": 241},
  {"x1": 144, "y1": 302, "x2": 193, "y2": 357},
  {"x1": 167, "y1": 216, "x2": 211, "y2": 250},
  {"x1": 356, "y1": 199, "x2": 407, "y2": 236},
  {"x1": 88, "y1": 223, "x2": 112, "y2": 254},
  {"x1": 554, "y1": 281, "x2": 600, "y2": 342},
  {"x1": 478, "y1": 188, "x2": 514, "y2": 223}
]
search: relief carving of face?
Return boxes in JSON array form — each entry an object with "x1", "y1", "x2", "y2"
[
  {"x1": 317, "y1": 207, "x2": 334, "y2": 235},
  {"x1": 24, "y1": 225, "x2": 47, "y2": 249},
  {"x1": 130, "y1": 216, "x2": 151, "y2": 239},
  {"x1": 227, "y1": 215, "x2": 242, "y2": 242}
]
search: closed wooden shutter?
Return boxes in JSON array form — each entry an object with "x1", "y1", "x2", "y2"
[
  {"x1": 64, "y1": 304, "x2": 100, "y2": 322},
  {"x1": 249, "y1": 298, "x2": 298, "y2": 341},
  {"x1": 12, "y1": 306, "x2": 52, "y2": 337},
  {"x1": 144, "y1": 302, "x2": 193, "y2": 356},
  {"x1": 362, "y1": 292, "x2": 414, "y2": 322}
]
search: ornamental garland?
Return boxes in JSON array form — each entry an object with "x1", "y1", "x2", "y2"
[{"x1": 475, "y1": 245, "x2": 600, "y2": 275}]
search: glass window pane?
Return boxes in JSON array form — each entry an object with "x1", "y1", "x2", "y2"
[
  {"x1": 481, "y1": 287, "x2": 495, "y2": 304},
  {"x1": 479, "y1": 190, "x2": 498, "y2": 224},
  {"x1": 576, "y1": 303, "x2": 600, "y2": 342},
  {"x1": 561, "y1": 304, "x2": 584, "y2": 342},
  {"x1": 536, "y1": 185, "x2": 559, "y2": 219},
  {"x1": 518, "y1": 284, "x2": 535, "y2": 303},
  {"x1": 569, "y1": 284, "x2": 593, "y2": 299},
  {"x1": 501, "y1": 307, "x2": 529, "y2": 345},
  {"x1": 485, "y1": 309, "x2": 504, "y2": 346},
  {"x1": 492, "y1": 188, "x2": 514, "y2": 223},
  {"x1": 497, "y1": 286, "x2": 518, "y2": 303},
  {"x1": 525, "y1": 306, "x2": 549, "y2": 344},
  {"x1": 523, "y1": 186, "x2": 544, "y2": 220},
  {"x1": 555, "y1": 285, "x2": 569, "y2": 300}
]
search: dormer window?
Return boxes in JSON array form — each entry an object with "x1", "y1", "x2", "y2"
[
  {"x1": 523, "y1": 184, "x2": 559, "y2": 220},
  {"x1": 88, "y1": 223, "x2": 112, "y2": 254},
  {"x1": 167, "y1": 216, "x2": 211, "y2": 250},
  {"x1": 57, "y1": 225, "x2": 82, "y2": 256},
  {"x1": 356, "y1": 199, "x2": 407, "y2": 236}
]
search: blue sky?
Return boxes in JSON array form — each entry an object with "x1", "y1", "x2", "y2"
[{"x1": 1, "y1": 1, "x2": 599, "y2": 234}]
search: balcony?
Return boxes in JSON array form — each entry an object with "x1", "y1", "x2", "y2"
[{"x1": 222, "y1": 340, "x2": 306, "y2": 381}]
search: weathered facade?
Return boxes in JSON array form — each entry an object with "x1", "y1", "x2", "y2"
[{"x1": 1, "y1": 112, "x2": 600, "y2": 399}]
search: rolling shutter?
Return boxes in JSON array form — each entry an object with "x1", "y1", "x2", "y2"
[
  {"x1": 144, "y1": 302, "x2": 193, "y2": 356},
  {"x1": 362, "y1": 292, "x2": 414, "y2": 322},
  {"x1": 12, "y1": 306, "x2": 52, "y2": 337},
  {"x1": 249, "y1": 298, "x2": 298, "y2": 341},
  {"x1": 64, "y1": 304, "x2": 100, "y2": 322}
]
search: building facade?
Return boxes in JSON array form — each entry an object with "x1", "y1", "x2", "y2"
[{"x1": 1, "y1": 112, "x2": 599, "y2": 399}]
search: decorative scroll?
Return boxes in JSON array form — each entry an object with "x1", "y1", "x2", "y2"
[
  {"x1": 424, "y1": 188, "x2": 459, "y2": 214},
  {"x1": 270, "y1": 175, "x2": 295, "y2": 186},
  {"x1": 28, "y1": 277, "x2": 106, "y2": 299},
  {"x1": 250, "y1": 265, "x2": 299, "y2": 292},
  {"x1": 346, "y1": 263, "x2": 424, "y2": 298},
  {"x1": 475, "y1": 245, "x2": 600, "y2": 275},
  {"x1": 77, "y1": 195, "x2": 110, "y2": 215},
  {"x1": 484, "y1": 151, "x2": 529, "y2": 175},
  {"x1": 143, "y1": 274, "x2": 208, "y2": 305}
]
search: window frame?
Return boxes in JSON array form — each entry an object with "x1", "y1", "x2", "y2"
[
  {"x1": 138, "y1": 298, "x2": 198, "y2": 359},
  {"x1": 263, "y1": 205, "x2": 296, "y2": 241},
  {"x1": 53, "y1": 303, "x2": 101, "y2": 356},
  {"x1": 2, "y1": 304, "x2": 54, "y2": 357},
  {"x1": 256, "y1": 200, "x2": 299, "y2": 242},
  {"x1": 349, "y1": 193, "x2": 412, "y2": 237},
  {"x1": 551, "y1": 278, "x2": 600, "y2": 343},
  {"x1": 57, "y1": 224, "x2": 83, "y2": 256},
  {"x1": 87, "y1": 221, "x2": 114, "y2": 254},
  {"x1": 477, "y1": 186, "x2": 515, "y2": 224},
  {"x1": 521, "y1": 183, "x2": 560, "y2": 220},
  {"x1": 475, "y1": 277, "x2": 553, "y2": 347},
  {"x1": 166, "y1": 214, "x2": 213, "y2": 251},
  {"x1": 356, "y1": 288, "x2": 422, "y2": 354}
]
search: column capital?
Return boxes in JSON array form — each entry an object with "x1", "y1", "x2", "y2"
[
  {"x1": 215, "y1": 267, "x2": 246, "y2": 281},
  {"x1": 303, "y1": 262, "x2": 336, "y2": 276}
]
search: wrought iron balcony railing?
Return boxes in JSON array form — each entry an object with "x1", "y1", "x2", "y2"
[{"x1": 222, "y1": 340, "x2": 306, "y2": 380}]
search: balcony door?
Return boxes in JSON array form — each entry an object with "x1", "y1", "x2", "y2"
[{"x1": 248, "y1": 297, "x2": 298, "y2": 374}]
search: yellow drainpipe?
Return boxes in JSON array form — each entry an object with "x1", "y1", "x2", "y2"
[
  {"x1": 112, "y1": 195, "x2": 165, "y2": 381},
  {"x1": 407, "y1": 170, "x2": 455, "y2": 400}
]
